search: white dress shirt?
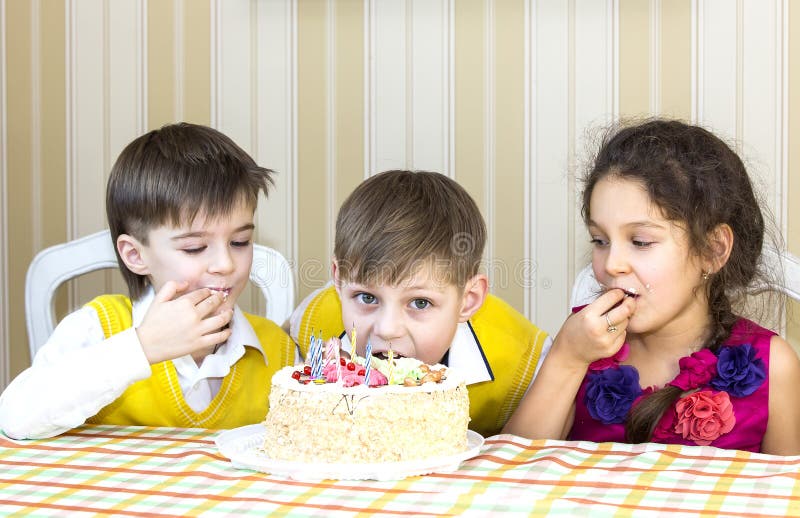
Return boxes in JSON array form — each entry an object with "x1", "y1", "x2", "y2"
[{"x1": 0, "y1": 288, "x2": 269, "y2": 440}]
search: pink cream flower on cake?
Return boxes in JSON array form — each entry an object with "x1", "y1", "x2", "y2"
[
  {"x1": 673, "y1": 390, "x2": 735, "y2": 446},
  {"x1": 322, "y1": 360, "x2": 387, "y2": 387}
]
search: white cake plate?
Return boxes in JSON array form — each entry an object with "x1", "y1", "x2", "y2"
[{"x1": 215, "y1": 424, "x2": 484, "y2": 481}]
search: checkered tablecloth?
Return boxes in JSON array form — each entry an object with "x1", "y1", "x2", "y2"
[{"x1": 2, "y1": 425, "x2": 800, "y2": 516}]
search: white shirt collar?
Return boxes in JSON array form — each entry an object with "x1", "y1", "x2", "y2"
[
  {"x1": 447, "y1": 322, "x2": 494, "y2": 385},
  {"x1": 132, "y1": 288, "x2": 266, "y2": 384},
  {"x1": 337, "y1": 321, "x2": 492, "y2": 386}
]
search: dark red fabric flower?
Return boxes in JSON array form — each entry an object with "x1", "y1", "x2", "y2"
[
  {"x1": 670, "y1": 348, "x2": 718, "y2": 391},
  {"x1": 673, "y1": 390, "x2": 735, "y2": 446}
]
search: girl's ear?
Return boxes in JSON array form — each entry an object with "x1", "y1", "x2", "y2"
[
  {"x1": 706, "y1": 223, "x2": 734, "y2": 274},
  {"x1": 458, "y1": 274, "x2": 489, "y2": 322},
  {"x1": 116, "y1": 234, "x2": 150, "y2": 275}
]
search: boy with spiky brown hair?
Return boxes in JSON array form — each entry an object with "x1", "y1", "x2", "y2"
[{"x1": 288, "y1": 170, "x2": 551, "y2": 437}]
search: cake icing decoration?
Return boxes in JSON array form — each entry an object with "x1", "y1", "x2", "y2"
[{"x1": 294, "y1": 336, "x2": 447, "y2": 388}]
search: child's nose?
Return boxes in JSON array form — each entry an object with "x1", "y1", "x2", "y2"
[
  {"x1": 603, "y1": 244, "x2": 631, "y2": 276},
  {"x1": 209, "y1": 248, "x2": 235, "y2": 274},
  {"x1": 373, "y1": 307, "x2": 404, "y2": 342}
]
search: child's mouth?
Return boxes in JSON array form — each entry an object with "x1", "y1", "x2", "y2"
[
  {"x1": 376, "y1": 351, "x2": 405, "y2": 360},
  {"x1": 605, "y1": 287, "x2": 640, "y2": 309},
  {"x1": 622, "y1": 288, "x2": 640, "y2": 299},
  {"x1": 208, "y1": 287, "x2": 231, "y2": 300}
]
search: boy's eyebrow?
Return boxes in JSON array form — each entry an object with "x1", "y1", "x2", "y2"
[
  {"x1": 402, "y1": 282, "x2": 449, "y2": 293},
  {"x1": 171, "y1": 223, "x2": 255, "y2": 240},
  {"x1": 343, "y1": 280, "x2": 448, "y2": 293}
]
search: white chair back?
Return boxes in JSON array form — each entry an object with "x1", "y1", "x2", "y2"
[{"x1": 25, "y1": 229, "x2": 295, "y2": 361}]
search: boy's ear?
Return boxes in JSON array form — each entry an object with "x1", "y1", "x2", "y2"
[
  {"x1": 458, "y1": 274, "x2": 488, "y2": 323},
  {"x1": 705, "y1": 223, "x2": 734, "y2": 274},
  {"x1": 116, "y1": 234, "x2": 150, "y2": 275},
  {"x1": 331, "y1": 258, "x2": 342, "y2": 291}
]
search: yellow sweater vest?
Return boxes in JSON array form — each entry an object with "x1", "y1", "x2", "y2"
[
  {"x1": 296, "y1": 287, "x2": 549, "y2": 437},
  {"x1": 85, "y1": 294, "x2": 294, "y2": 429}
]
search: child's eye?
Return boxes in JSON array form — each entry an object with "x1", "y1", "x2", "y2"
[
  {"x1": 410, "y1": 299, "x2": 431, "y2": 310},
  {"x1": 357, "y1": 293, "x2": 377, "y2": 304},
  {"x1": 231, "y1": 240, "x2": 251, "y2": 248},
  {"x1": 632, "y1": 239, "x2": 654, "y2": 248},
  {"x1": 183, "y1": 247, "x2": 206, "y2": 255},
  {"x1": 590, "y1": 237, "x2": 608, "y2": 247}
]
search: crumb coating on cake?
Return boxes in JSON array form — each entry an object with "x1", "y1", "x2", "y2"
[{"x1": 262, "y1": 365, "x2": 470, "y2": 463}]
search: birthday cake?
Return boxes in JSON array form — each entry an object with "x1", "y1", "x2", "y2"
[{"x1": 261, "y1": 338, "x2": 470, "y2": 464}]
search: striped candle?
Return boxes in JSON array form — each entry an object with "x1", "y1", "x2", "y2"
[
  {"x1": 364, "y1": 339, "x2": 372, "y2": 385},
  {"x1": 307, "y1": 331, "x2": 315, "y2": 368},
  {"x1": 308, "y1": 334, "x2": 319, "y2": 378},
  {"x1": 326, "y1": 336, "x2": 335, "y2": 368},
  {"x1": 387, "y1": 346, "x2": 394, "y2": 385},
  {"x1": 335, "y1": 339, "x2": 342, "y2": 382},
  {"x1": 350, "y1": 324, "x2": 358, "y2": 361},
  {"x1": 312, "y1": 334, "x2": 324, "y2": 378},
  {"x1": 315, "y1": 332, "x2": 324, "y2": 378}
]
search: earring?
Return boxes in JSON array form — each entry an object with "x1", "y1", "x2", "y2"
[{"x1": 702, "y1": 271, "x2": 710, "y2": 281}]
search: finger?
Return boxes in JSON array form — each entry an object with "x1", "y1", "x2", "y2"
[
  {"x1": 605, "y1": 297, "x2": 636, "y2": 328},
  {"x1": 196, "y1": 292, "x2": 226, "y2": 318},
  {"x1": 200, "y1": 327, "x2": 233, "y2": 349},
  {"x1": 588, "y1": 289, "x2": 627, "y2": 317},
  {"x1": 183, "y1": 287, "x2": 215, "y2": 306},
  {"x1": 609, "y1": 333, "x2": 628, "y2": 353},
  {"x1": 197, "y1": 309, "x2": 234, "y2": 334},
  {"x1": 154, "y1": 280, "x2": 188, "y2": 303}
]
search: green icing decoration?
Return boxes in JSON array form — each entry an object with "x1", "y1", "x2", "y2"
[{"x1": 370, "y1": 356, "x2": 424, "y2": 385}]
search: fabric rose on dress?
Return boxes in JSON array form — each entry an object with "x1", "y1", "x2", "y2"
[
  {"x1": 710, "y1": 344, "x2": 765, "y2": 398},
  {"x1": 585, "y1": 365, "x2": 642, "y2": 424},
  {"x1": 670, "y1": 348, "x2": 718, "y2": 391},
  {"x1": 589, "y1": 343, "x2": 631, "y2": 371},
  {"x1": 673, "y1": 390, "x2": 735, "y2": 445}
]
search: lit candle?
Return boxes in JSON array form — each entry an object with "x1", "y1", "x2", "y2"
[
  {"x1": 311, "y1": 331, "x2": 323, "y2": 379},
  {"x1": 326, "y1": 336, "x2": 335, "y2": 368},
  {"x1": 308, "y1": 334, "x2": 319, "y2": 378},
  {"x1": 307, "y1": 330, "x2": 315, "y2": 371},
  {"x1": 387, "y1": 344, "x2": 394, "y2": 385},
  {"x1": 350, "y1": 323, "x2": 358, "y2": 362},
  {"x1": 364, "y1": 339, "x2": 372, "y2": 385},
  {"x1": 335, "y1": 339, "x2": 342, "y2": 382},
  {"x1": 315, "y1": 332, "x2": 324, "y2": 378}
]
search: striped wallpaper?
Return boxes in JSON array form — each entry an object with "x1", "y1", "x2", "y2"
[{"x1": 1, "y1": 0, "x2": 799, "y2": 387}]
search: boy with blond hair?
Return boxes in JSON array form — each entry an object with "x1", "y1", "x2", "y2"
[
  {"x1": 289, "y1": 170, "x2": 551, "y2": 437},
  {"x1": 0, "y1": 123, "x2": 296, "y2": 439}
]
